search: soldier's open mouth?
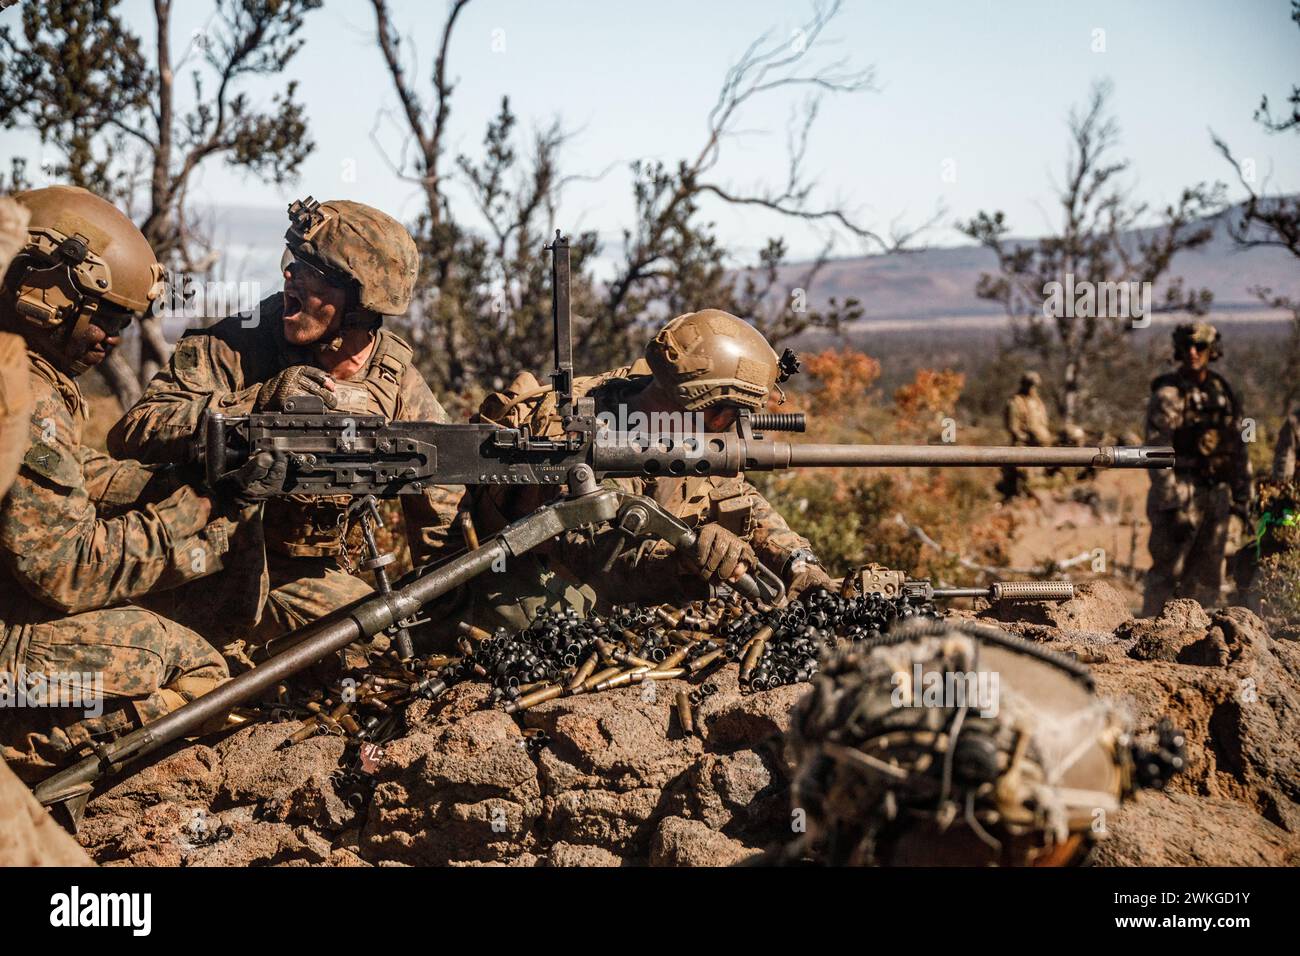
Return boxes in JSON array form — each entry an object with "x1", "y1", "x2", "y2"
[{"x1": 283, "y1": 291, "x2": 303, "y2": 319}]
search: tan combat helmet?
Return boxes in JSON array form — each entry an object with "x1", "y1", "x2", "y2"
[
  {"x1": 644, "y1": 309, "x2": 780, "y2": 411},
  {"x1": 5, "y1": 185, "x2": 163, "y2": 328},
  {"x1": 1173, "y1": 321, "x2": 1222, "y2": 361},
  {"x1": 283, "y1": 197, "x2": 419, "y2": 320},
  {"x1": 785, "y1": 619, "x2": 1185, "y2": 866}
]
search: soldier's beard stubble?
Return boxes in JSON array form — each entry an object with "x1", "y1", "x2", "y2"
[{"x1": 281, "y1": 278, "x2": 346, "y2": 347}]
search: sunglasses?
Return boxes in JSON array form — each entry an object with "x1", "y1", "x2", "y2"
[
  {"x1": 89, "y1": 302, "x2": 138, "y2": 337},
  {"x1": 281, "y1": 248, "x2": 347, "y2": 288}
]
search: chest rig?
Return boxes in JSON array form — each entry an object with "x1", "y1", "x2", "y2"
[
  {"x1": 263, "y1": 332, "x2": 413, "y2": 559},
  {"x1": 1160, "y1": 371, "x2": 1241, "y2": 486}
]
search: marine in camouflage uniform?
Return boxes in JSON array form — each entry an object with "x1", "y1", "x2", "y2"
[
  {"x1": 998, "y1": 370, "x2": 1053, "y2": 499},
  {"x1": 459, "y1": 310, "x2": 832, "y2": 630},
  {"x1": 1142, "y1": 322, "x2": 1253, "y2": 616},
  {"x1": 0, "y1": 187, "x2": 242, "y2": 773},
  {"x1": 0, "y1": 196, "x2": 33, "y2": 501},
  {"x1": 110, "y1": 197, "x2": 461, "y2": 649}
]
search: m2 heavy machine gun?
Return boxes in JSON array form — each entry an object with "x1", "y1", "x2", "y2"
[{"x1": 33, "y1": 233, "x2": 1174, "y2": 819}]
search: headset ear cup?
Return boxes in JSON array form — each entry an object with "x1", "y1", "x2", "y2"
[{"x1": 14, "y1": 285, "x2": 64, "y2": 329}]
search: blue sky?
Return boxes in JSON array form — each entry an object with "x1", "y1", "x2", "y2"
[{"x1": 2, "y1": 0, "x2": 1296, "y2": 265}]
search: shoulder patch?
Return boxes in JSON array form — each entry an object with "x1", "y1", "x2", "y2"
[
  {"x1": 173, "y1": 339, "x2": 201, "y2": 372},
  {"x1": 23, "y1": 439, "x2": 78, "y2": 486}
]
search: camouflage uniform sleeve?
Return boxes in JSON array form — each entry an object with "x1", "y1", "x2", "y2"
[
  {"x1": 1145, "y1": 384, "x2": 1185, "y2": 512},
  {"x1": 1274, "y1": 412, "x2": 1298, "y2": 482},
  {"x1": 76, "y1": 445, "x2": 165, "y2": 507},
  {"x1": 1, "y1": 383, "x2": 233, "y2": 614},
  {"x1": 1027, "y1": 398, "x2": 1054, "y2": 446},
  {"x1": 1004, "y1": 397, "x2": 1024, "y2": 444},
  {"x1": 741, "y1": 478, "x2": 815, "y2": 577},
  {"x1": 396, "y1": 365, "x2": 462, "y2": 566},
  {"x1": 108, "y1": 332, "x2": 256, "y2": 464}
]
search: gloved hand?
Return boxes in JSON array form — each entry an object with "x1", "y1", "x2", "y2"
[
  {"x1": 256, "y1": 365, "x2": 337, "y2": 411},
  {"x1": 785, "y1": 563, "x2": 834, "y2": 602},
  {"x1": 688, "y1": 524, "x2": 757, "y2": 583},
  {"x1": 227, "y1": 451, "x2": 288, "y2": 504}
]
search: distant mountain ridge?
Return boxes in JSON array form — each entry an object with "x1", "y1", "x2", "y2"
[{"x1": 193, "y1": 201, "x2": 1299, "y2": 327}]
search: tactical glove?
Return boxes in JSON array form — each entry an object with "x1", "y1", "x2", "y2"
[
  {"x1": 227, "y1": 451, "x2": 288, "y2": 504},
  {"x1": 785, "y1": 563, "x2": 834, "y2": 602},
  {"x1": 689, "y1": 524, "x2": 757, "y2": 582},
  {"x1": 256, "y1": 365, "x2": 337, "y2": 411}
]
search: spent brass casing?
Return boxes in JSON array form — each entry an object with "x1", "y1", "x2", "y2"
[
  {"x1": 654, "y1": 647, "x2": 689, "y2": 672},
  {"x1": 614, "y1": 649, "x2": 655, "y2": 669},
  {"x1": 567, "y1": 653, "x2": 599, "y2": 691},
  {"x1": 581, "y1": 666, "x2": 624, "y2": 693},
  {"x1": 286, "y1": 717, "x2": 320, "y2": 746},
  {"x1": 633, "y1": 667, "x2": 684, "y2": 681},
  {"x1": 655, "y1": 607, "x2": 683, "y2": 627},
  {"x1": 594, "y1": 666, "x2": 651, "y2": 692},
  {"x1": 685, "y1": 648, "x2": 724, "y2": 674},
  {"x1": 739, "y1": 638, "x2": 767, "y2": 683},
  {"x1": 594, "y1": 638, "x2": 615, "y2": 663},
  {"x1": 458, "y1": 622, "x2": 492, "y2": 642},
  {"x1": 505, "y1": 684, "x2": 566, "y2": 714},
  {"x1": 675, "y1": 690, "x2": 695, "y2": 736},
  {"x1": 339, "y1": 714, "x2": 363, "y2": 736}
]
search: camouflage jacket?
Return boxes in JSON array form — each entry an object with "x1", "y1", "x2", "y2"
[
  {"x1": 0, "y1": 332, "x2": 30, "y2": 501},
  {"x1": 468, "y1": 365, "x2": 815, "y2": 603},
  {"x1": 1273, "y1": 408, "x2": 1299, "y2": 482},
  {"x1": 1, "y1": 352, "x2": 237, "y2": 667},
  {"x1": 1145, "y1": 368, "x2": 1253, "y2": 511},
  {"x1": 1005, "y1": 393, "x2": 1052, "y2": 447},
  {"x1": 109, "y1": 295, "x2": 459, "y2": 564}
]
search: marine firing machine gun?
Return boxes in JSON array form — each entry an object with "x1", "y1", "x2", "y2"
[{"x1": 33, "y1": 232, "x2": 1173, "y2": 820}]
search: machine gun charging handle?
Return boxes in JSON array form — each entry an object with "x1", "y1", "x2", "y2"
[{"x1": 204, "y1": 412, "x2": 227, "y2": 489}]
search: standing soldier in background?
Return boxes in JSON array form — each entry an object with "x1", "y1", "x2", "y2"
[
  {"x1": 0, "y1": 186, "x2": 266, "y2": 774},
  {"x1": 110, "y1": 197, "x2": 462, "y2": 656},
  {"x1": 458, "y1": 309, "x2": 833, "y2": 631},
  {"x1": 998, "y1": 370, "x2": 1054, "y2": 499},
  {"x1": 1142, "y1": 322, "x2": 1253, "y2": 616},
  {"x1": 1272, "y1": 406, "x2": 1299, "y2": 480}
]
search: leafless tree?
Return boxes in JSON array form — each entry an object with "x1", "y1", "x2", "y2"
[
  {"x1": 370, "y1": 0, "x2": 921, "y2": 394},
  {"x1": 0, "y1": 0, "x2": 318, "y2": 406},
  {"x1": 962, "y1": 81, "x2": 1224, "y2": 425}
]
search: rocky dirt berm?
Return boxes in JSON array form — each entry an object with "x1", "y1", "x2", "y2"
[{"x1": 60, "y1": 585, "x2": 1300, "y2": 866}]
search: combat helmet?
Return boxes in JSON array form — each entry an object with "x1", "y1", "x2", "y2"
[
  {"x1": 785, "y1": 618, "x2": 1185, "y2": 866},
  {"x1": 2, "y1": 186, "x2": 164, "y2": 373},
  {"x1": 283, "y1": 196, "x2": 419, "y2": 321},
  {"x1": 1172, "y1": 321, "x2": 1222, "y2": 361},
  {"x1": 644, "y1": 310, "x2": 785, "y2": 411}
]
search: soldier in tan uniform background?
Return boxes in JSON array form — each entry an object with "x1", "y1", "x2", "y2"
[
  {"x1": 1142, "y1": 322, "x2": 1253, "y2": 616},
  {"x1": 1272, "y1": 406, "x2": 1299, "y2": 480},
  {"x1": 998, "y1": 370, "x2": 1053, "y2": 500},
  {"x1": 0, "y1": 186, "x2": 263, "y2": 775},
  {"x1": 458, "y1": 309, "x2": 832, "y2": 631},
  {"x1": 110, "y1": 197, "x2": 461, "y2": 652}
]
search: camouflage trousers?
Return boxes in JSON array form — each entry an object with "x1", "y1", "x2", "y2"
[
  {"x1": 141, "y1": 551, "x2": 374, "y2": 661},
  {"x1": 0, "y1": 602, "x2": 229, "y2": 779},
  {"x1": 1143, "y1": 483, "x2": 1233, "y2": 616}
]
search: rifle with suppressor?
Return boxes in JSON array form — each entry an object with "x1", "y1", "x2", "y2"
[
  {"x1": 33, "y1": 232, "x2": 1171, "y2": 820},
  {"x1": 849, "y1": 562, "x2": 1075, "y2": 602}
]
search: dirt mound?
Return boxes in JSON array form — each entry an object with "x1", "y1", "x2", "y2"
[{"x1": 59, "y1": 591, "x2": 1300, "y2": 867}]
